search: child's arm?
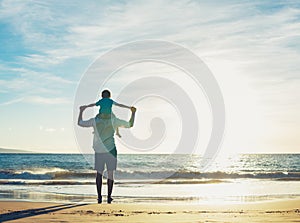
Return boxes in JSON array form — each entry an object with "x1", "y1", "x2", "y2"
[
  {"x1": 114, "y1": 102, "x2": 131, "y2": 109},
  {"x1": 85, "y1": 103, "x2": 96, "y2": 108}
]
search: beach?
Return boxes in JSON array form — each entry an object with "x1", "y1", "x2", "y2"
[{"x1": 1, "y1": 199, "x2": 299, "y2": 222}]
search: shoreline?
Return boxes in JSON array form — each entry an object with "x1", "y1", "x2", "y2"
[
  {"x1": 1, "y1": 178, "x2": 299, "y2": 205},
  {"x1": 0, "y1": 199, "x2": 299, "y2": 222}
]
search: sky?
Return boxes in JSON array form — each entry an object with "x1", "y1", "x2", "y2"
[{"x1": 0, "y1": 0, "x2": 299, "y2": 154}]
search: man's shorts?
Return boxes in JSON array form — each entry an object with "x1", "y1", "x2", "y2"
[{"x1": 95, "y1": 150, "x2": 117, "y2": 173}]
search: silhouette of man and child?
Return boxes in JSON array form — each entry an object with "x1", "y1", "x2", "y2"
[{"x1": 78, "y1": 90, "x2": 136, "y2": 204}]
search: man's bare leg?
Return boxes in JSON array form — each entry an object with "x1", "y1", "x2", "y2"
[
  {"x1": 107, "y1": 170, "x2": 114, "y2": 204},
  {"x1": 96, "y1": 171, "x2": 103, "y2": 203}
]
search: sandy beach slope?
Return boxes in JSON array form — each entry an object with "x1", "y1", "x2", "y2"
[{"x1": 0, "y1": 199, "x2": 299, "y2": 223}]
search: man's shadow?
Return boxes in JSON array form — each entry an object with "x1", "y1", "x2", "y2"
[{"x1": 0, "y1": 203, "x2": 87, "y2": 222}]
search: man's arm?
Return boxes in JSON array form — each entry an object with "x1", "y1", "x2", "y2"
[
  {"x1": 129, "y1": 107, "x2": 136, "y2": 127},
  {"x1": 77, "y1": 106, "x2": 94, "y2": 127},
  {"x1": 114, "y1": 107, "x2": 137, "y2": 128}
]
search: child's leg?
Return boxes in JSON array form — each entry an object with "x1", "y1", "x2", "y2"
[
  {"x1": 116, "y1": 127, "x2": 121, "y2": 138},
  {"x1": 110, "y1": 113, "x2": 121, "y2": 138}
]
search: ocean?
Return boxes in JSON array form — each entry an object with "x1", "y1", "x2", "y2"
[{"x1": 0, "y1": 153, "x2": 299, "y2": 204}]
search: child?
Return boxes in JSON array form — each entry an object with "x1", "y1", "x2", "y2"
[{"x1": 85, "y1": 90, "x2": 132, "y2": 137}]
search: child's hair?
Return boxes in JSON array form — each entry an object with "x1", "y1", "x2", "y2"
[{"x1": 101, "y1": 90, "x2": 111, "y2": 98}]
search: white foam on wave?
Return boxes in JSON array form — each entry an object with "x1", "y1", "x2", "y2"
[{"x1": 14, "y1": 167, "x2": 68, "y2": 175}]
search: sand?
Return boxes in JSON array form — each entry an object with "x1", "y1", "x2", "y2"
[{"x1": 0, "y1": 199, "x2": 299, "y2": 223}]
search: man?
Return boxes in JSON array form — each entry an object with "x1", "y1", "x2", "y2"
[{"x1": 78, "y1": 104, "x2": 136, "y2": 204}]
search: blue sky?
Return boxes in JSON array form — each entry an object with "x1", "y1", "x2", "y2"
[{"x1": 0, "y1": 0, "x2": 299, "y2": 153}]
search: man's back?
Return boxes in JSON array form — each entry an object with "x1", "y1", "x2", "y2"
[
  {"x1": 94, "y1": 117, "x2": 116, "y2": 153},
  {"x1": 79, "y1": 115, "x2": 132, "y2": 153}
]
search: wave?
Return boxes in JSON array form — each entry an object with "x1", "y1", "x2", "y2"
[
  {"x1": 0, "y1": 179, "x2": 228, "y2": 186},
  {"x1": 115, "y1": 170, "x2": 300, "y2": 180},
  {"x1": 0, "y1": 169, "x2": 94, "y2": 180},
  {"x1": 1, "y1": 169, "x2": 300, "y2": 181},
  {"x1": 0, "y1": 180, "x2": 93, "y2": 185}
]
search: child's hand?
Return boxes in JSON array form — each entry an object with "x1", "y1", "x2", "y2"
[{"x1": 131, "y1": 107, "x2": 137, "y2": 113}]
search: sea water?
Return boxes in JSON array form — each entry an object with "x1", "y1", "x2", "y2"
[{"x1": 0, "y1": 153, "x2": 299, "y2": 204}]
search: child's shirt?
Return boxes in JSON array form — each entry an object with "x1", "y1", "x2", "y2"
[{"x1": 96, "y1": 98, "x2": 116, "y2": 114}]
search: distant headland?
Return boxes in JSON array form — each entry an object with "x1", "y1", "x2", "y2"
[{"x1": 0, "y1": 148, "x2": 35, "y2": 153}]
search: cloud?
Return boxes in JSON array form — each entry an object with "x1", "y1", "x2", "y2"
[
  {"x1": 0, "y1": 97, "x2": 24, "y2": 106},
  {"x1": 0, "y1": 96, "x2": 71, "y2": 106},
  {"x1": 0, "y1": 0, "x2": 299, "y2": 152},
  {"x1": 0, "y1": 64, "x2": 76, "y2": 102},
  {"x1": 39, "y1": 126, "x2": 66, "y2": 132},
  {"x1": 45, "y1": 128, "x2": 56, "y2": 132},
  {"x1": 1, "y1": 0, "x2": 299, "y2": 69},
  {"x1": 1, "y1": 0, "x2": 299, "y2": 81},
  {"x1": 24, "y1": 96, "x2": 71, "y2": 105},
  {"x1": 18, "y1": 1, "x2": 299, "y2": 111}
]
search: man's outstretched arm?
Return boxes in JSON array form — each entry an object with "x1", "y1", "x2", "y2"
[
  {"x1": 114, "y1": 102, "x2": 131, "y2": 109},
  {"x1": 78, "y1": 106, "x2": 93, "y2": 127},
  {"x1": 77, "y1": 106, "x2": 86, "y2": 125},
  {"x1": 113, "y1": 107, "x2": 137, "y2": 129},
  {"x1": 129, "y1": 107, "x2": 136, "y2": 127}
]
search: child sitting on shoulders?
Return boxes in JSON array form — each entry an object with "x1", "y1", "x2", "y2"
[{"x1": 84, "y1": 90, "x2": 132, "y2": 138}]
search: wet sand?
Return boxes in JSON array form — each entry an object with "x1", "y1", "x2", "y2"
[{"x1": 0, "y1": 199, "x2": 299, "y2": 222}]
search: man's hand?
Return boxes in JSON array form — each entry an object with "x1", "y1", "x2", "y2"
[
  {"x1": 78, "y1": 105, "x2": 86, "y2": 125},
  {"x1": 130, "y1": 106, "x2": 137, "y2": 113},
  {"x1": 80, "y1": 105, "x2": 87, "y2": 111},
  {"x1": 129, "y1": 107, "x2": 136, "y2": 127}
]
